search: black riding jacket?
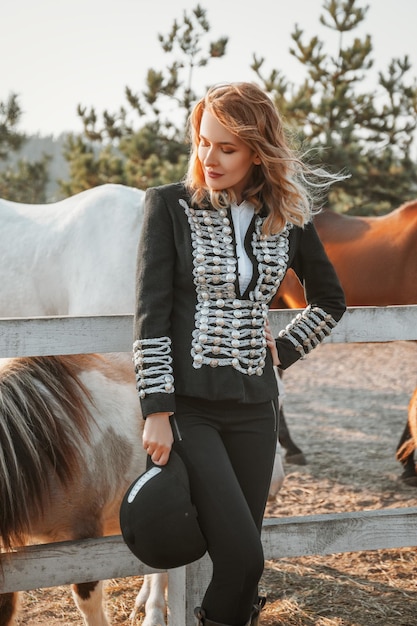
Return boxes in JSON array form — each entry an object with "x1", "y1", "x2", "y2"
[{"x1": 133, "y1": 183, "x2": 346, "y2": 417}]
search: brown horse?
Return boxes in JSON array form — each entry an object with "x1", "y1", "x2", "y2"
[
  {"x1": 397, "y1": 388, "x2": 417, "y2": 473},
  {"x1": 273, "y1": 199, "x2": 417, "y2": 482}
]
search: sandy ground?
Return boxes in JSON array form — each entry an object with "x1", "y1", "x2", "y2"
[{"x1": 12, "y1": 340, "x2": 417, "y2": 625}]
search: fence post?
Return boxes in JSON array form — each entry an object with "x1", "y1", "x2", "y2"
[
  {"x1": 167, "y1": 566, "x2": 186, "y2": 624},
  {"x1": 167, "y1": 555, "x2": 212, "y2": 625},
  {"x1": 179, "y1": 554, "x2": 213, "y2": 626}
]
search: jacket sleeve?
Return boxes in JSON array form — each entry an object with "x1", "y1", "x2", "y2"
[
  {"x1": 133, "y1": 187, "x2": 177, "y2": 417},
  {"x1": 276, "y1": 221, "x2": 346, "y2": 370}
]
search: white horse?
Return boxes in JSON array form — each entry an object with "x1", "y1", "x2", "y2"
[
  {"x1": 0, "y1": 183, "x2": 284, "y2": 625},
  {"x1": 0, "y1": 183, "x2": 143, "y2": 317}
]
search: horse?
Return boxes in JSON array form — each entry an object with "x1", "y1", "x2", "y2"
[
  {"x1": 274, "y1": 199, "x2": 417, "y2": 310},
  {"x1": 0, "y1": 352, "x2": 169, "y2": 626},
  {"x1": 0, "y1": 183, "x2": 284, "y2": 622},
  {"x1": 272, "y1": 200, "x2": 417, "y2": 482},
  {"x1": 0, "y1": 183, "x2": 144, "y2": 317},
  {"x1": 397, "y1": 387, "x2": 417, "y2": 472},
  {"x1": 0, "y1": 184, "x2": 161, "y2": 625}
]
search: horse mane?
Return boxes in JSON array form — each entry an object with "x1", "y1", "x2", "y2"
[{"x1": 0, "y1": 355, "x2": 94, "y2": 549}]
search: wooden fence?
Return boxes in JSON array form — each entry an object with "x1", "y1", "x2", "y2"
[{"x1": 1, "y1": 305, "x2": 417, "y2": 625}]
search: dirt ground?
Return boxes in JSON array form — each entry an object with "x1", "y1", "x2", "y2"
[{"x1": 14, "y1": 341, "x2": 417, "y2": 625}]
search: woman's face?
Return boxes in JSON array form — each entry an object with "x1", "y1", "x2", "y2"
[{"x1": 197, "y1": 110, "x2": 260, "y2": 204}]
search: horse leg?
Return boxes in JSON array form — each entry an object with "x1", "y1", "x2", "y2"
[
  {"x1": 0, "y1": 592, "x2": 19, "y2": 626},
  {"x1": 274, "y1": 368, "x2": 307, "y2": 465},
  {"x1": 278, "y1": 406, "x2": 307, "y2": 465},
  {"x1": 397, "y1": 420, "x2": 417, "y2": 486},
  {"x1": 72, "y1": 580, "x2": 110, "y2": 626},
  {"x1": 130, "y1": 573, "x2": 167, "y2": 626},
  {"x1": 268, "y1": 441, "x2": 285, "y2": 499}
]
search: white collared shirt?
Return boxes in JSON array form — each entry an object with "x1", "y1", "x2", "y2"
[{"x1": 230, "y1": 201, "x2": 255, "y2": 295}]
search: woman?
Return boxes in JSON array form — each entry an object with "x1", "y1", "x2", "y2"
[{"x1": 133, "y1": 82, "x2": 346, "y2": 626}]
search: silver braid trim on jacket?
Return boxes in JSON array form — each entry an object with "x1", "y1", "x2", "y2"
[
  {"x1": 180, "y1": 199, "x2": 292, "y2": 376},
  {"x1": 278, "y1": 306, "x2": 337, "y2": 357},
  {"x1": 133, "y1": 336, "x2": 175, "y2": 398}
]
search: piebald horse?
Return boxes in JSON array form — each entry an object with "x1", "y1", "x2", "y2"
[
  {"x1": 0, "y1": 353, "x2": 168, "y2": 626},
  {"x1": 0, "y1": 185, "x2": 159, "y2": 625},
  {"x1": 272, "y1": 200, "x2": 417, "y2": 483}
]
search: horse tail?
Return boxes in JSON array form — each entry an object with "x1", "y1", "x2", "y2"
[
  {"x1": 396, "y1": 387, "x2": 417, "y2": 463},
  {"x1": 0, "y1": 356, "x2": 94, "y2": 550}
]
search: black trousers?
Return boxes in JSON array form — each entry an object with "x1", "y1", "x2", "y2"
[{"x1": 171, "y1": 395, "x2": 278, "y2": 625}]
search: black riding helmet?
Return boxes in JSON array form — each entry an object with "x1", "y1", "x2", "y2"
[{"x1": 120, "y1": 449, "x2": 207, "y2": 569}]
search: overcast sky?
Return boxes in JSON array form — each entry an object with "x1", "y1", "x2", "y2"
[{"x1": 3, "y1": 0, "x2": 417, "y2": 136}]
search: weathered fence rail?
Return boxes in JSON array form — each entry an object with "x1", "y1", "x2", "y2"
[
  {"x1": 1, "y1": 305, "x2": 417, "y2": 358},
  {"x1": 3, "y1": 507, "x2": 417, "y2": 594},
  {"x1": 1, "y1": 305, "x2": 417, "y2": 624}
]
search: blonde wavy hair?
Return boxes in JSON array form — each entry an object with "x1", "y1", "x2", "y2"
[{"x1": 185, "y1": 82, "x2": 342, "y2": 235}]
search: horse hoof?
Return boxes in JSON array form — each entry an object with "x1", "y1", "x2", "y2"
[{"x1": 285, "y1": 452, "x2": 307, "y2": 466}]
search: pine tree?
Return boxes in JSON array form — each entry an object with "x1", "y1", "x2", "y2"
[
  {"x1": 0, "y1": 93, "x2": 50, "y2": 203},
  {"x1": 0, "y1": 93, "x2": 24, "y2": 158},
  {"x1": 61, "y1": 5, "x2": 227, "y2": 195},
  {"x1": 59, "y1": 134, "x2": 126, "y2": 196},
  {"x1": 252, "y1": 0, "x2": 417, "y2": 214},
  {"x1": 62, "y1": 1, "x2": 416, "y2": 213}
]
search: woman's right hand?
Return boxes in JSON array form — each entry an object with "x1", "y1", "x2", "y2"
[{"x1": 142, "y1": 412, "x2": 174, "y2": 466}]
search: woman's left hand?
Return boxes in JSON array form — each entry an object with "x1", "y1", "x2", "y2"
[{"x1": 265, "y1": 318, "x2": 280, "y2": 366}]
